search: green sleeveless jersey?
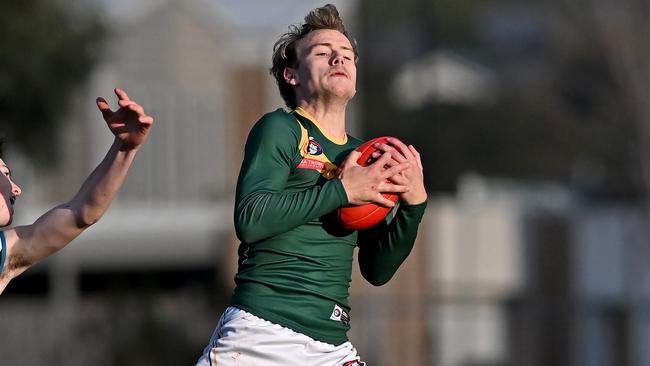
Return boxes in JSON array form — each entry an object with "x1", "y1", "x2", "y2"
[{"x1": 230, "y1": 108, "x2": 427, "y2": 345}]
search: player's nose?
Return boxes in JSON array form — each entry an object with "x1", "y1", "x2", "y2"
[
  {"x1": 12, "y1": 182, "x2": 22, "y2": 197},
  {"x1": 331, "y1": 52, "x2": 345, "y2": 65}
]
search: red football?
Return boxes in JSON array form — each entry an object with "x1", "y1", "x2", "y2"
[{"x1": 336, "y1": 136, "x2": 399, "y2": 230}]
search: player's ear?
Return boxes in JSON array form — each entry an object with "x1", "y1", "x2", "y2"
[{"x1": 284, "y1": 67, "x2": 298, "y2": 86}]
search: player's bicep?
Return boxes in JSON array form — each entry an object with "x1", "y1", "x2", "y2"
[
  {"x1": 235, "y1": 116, "x2": 301, "y2": 205},
  {"x1": 3, "y1": 206, "x2": 82, "y2": 275}
]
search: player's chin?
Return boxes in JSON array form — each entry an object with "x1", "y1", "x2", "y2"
[
  {"x1": 0, "y1": 213, "x2": 12, "y2": 226},
  {"x1": 328, "y1": 87, "x2": 356, "y2": 101}
]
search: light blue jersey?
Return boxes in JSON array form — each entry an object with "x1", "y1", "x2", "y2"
[{"x1": 0, "y1": 231, "x2": 6, "y2": 274}]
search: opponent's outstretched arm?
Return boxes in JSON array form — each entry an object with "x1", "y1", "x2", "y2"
[{"x1": 0, "y1": 88, "x2": 153, "y2": 293}]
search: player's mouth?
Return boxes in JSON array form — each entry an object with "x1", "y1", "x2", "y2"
[
  {"x1": 329, "y1": 69, "x2": 348, "y2": 78},
  {"x1": 10, "y1": 196, "x2": 15, "y2": 205}
]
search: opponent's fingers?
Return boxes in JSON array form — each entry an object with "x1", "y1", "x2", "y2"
[
  {"x1": 114, "y1": 87, "x2": 131, "y2": 101},
  {"x1": 96, "y1": 97, "x2": 113, "y2": 119},
  {"x1": 138, "y1": 115, "x2": 154, "y2": 126},
  {"x1": 126, "y1": 102, "x2": 146, "y2": 116},
  {"x1": 118, "y1": 100, "x2": 146, "y2": 116}
]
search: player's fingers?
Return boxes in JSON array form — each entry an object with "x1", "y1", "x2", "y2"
[
  {"x1": 387, "y1": 137, "x2": 415, "y2": 161},
  {"x1": 381, "y1": 161, "x2": 409, "y2": 179},
  {"x1": 373, "y1": 193, "x2": 397, "y2": 208},
  {"x1": 378, "y1": 181, "x2": 409, "y2": 193},
  {"x1": 374, "y1": 142, "x2": 407, "y2": 163},
  {"x1": 369, "y1": 151, "x2": 399, "y2": 169},
  {"x1": 388, "y1": 172, "x2": 409, "y2": 185},
  {"x1": 96, "y1": 97, "x2": 113, "y2": 119},
  {"x1": 383, "y1": 158, "x2": 400, "y2": 168},
  {"x1": 114, "y1": 87, "x2": 131, "y2": 101},
  {"x1": 371, "y1": 151, "x2": 394, "y2": 169},
  {"x1": 343, "y1": 150, "x2": 363, "y2": 167},
  {"x1": 408, "y1": 145, "x2": 424, "y2": 170}
]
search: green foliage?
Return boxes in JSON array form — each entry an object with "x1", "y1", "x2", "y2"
[{"x1": 0, "y1": 0, "x2": 104, "y2": 165}]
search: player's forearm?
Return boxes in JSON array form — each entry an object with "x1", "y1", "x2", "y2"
[
  {"x1": 357, "y1": 201, "x2": 427, "y2": 286},
  {"x1": 69, "y1": 138, "x2": 138, "y2": 228},
  {"x1": 235, "y1": 179, "x2": 348, "y2": 243}
]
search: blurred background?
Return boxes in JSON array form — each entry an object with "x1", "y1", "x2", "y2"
[{"x1": 1, "y1": 0, "x2": 649, "y2": 365}]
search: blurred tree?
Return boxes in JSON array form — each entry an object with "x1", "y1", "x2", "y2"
[
  {"x1": 558, "y1": 0, "x2": 650, "y2": 206},
  {"x1": 358, "y1": 0, "x2": 643, "y2": 201},
  {"x1": 0, "y1": 0, "x2": 104, "y2": 166}
]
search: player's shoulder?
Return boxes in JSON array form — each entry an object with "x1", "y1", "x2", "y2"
[
  {"x1": 347, "y1": 134, "x2": 364, "y2": 148},
  {"x1": 251, "y1": 108, "x2": 303, "y2": 138},
  {"x1": 259, "y1": 108, "x2": 300, "y2": 128}
]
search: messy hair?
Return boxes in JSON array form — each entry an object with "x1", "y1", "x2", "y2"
[{"x1": 270, "y1": 4, "x2": 358, "y2": 109}]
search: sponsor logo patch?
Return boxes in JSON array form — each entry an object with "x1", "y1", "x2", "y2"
[
  {"x1": 295, "y1": 135, "x2": 338, "y2": 178},
  {"x1": 296, "y1": 158, "x2": 326, "y2": 171},
  {"x1": 330, "y1": 304, "x2": 350, "y2": 326}
]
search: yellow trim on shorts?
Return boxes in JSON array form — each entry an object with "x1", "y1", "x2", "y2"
[{"x1": 211, "y1": 347, "x2": 217, "y2": 365}]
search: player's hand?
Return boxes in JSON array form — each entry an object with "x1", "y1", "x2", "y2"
[
  {"x1": 338, "y1": 150, "x2": 410, "y2": 207},
  {"x1": 96, "y1": 88, "x2": 154, "y2": 150},
  {"x1": 371, "y1": 137, "x2": 427, "y2": 205}
]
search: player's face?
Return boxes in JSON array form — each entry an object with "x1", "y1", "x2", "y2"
[
  {"x1": 0, "y1": 159, "x2": 22, "y2": 227},
  {"x1": 289, "y1": 29, "x2": 357, "y2": 104}
]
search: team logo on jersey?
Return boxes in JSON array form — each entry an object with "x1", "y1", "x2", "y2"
[
  {"x1": 330, "y1": 304, "x2": 350, "y2": 325},
  {"x1": 305, "y1": 137, "x2": 323, "y2": 156},
  {"x1": 296, "y1": 136, "x2": 338, "y2": 179}
]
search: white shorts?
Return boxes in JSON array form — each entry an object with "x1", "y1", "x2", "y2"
[{"x1": 195, "y1": 306, "x2": 366, "y2": 366}]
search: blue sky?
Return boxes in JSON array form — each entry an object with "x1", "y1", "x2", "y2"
[{"x1": 94, "y1": 0, "x2": 356, "y2": 31}]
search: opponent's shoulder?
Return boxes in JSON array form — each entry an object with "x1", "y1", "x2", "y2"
[{"x1": 0, "y1": 228, "x2": 20, "y2": 279}]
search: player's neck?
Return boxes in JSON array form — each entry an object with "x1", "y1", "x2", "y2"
[{"x1": 296, "y1": 100, "x2": 347, "y2": 140}]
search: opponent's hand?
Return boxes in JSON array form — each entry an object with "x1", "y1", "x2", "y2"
[
  {"x1": 338, "y1": 150, "x2": 410, "y2": 207},
  {"x1": 96, "y1": 88, "x2": 154, "y2": 150},
  {"x1": 371, "y1": 137, "x2": 427, "y2": 205}
]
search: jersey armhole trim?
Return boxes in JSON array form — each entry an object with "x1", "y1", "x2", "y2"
[
  {"x1": 0, "y1": 231, "x2": 6, "y2": 274},
  {"x1": 295, "y1": 117, "x2": 309, "y2": 160}
]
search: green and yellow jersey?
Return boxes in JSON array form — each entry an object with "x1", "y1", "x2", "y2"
[{"x1": 230, "y1": 108, "x2": 426, "y2": 345}]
